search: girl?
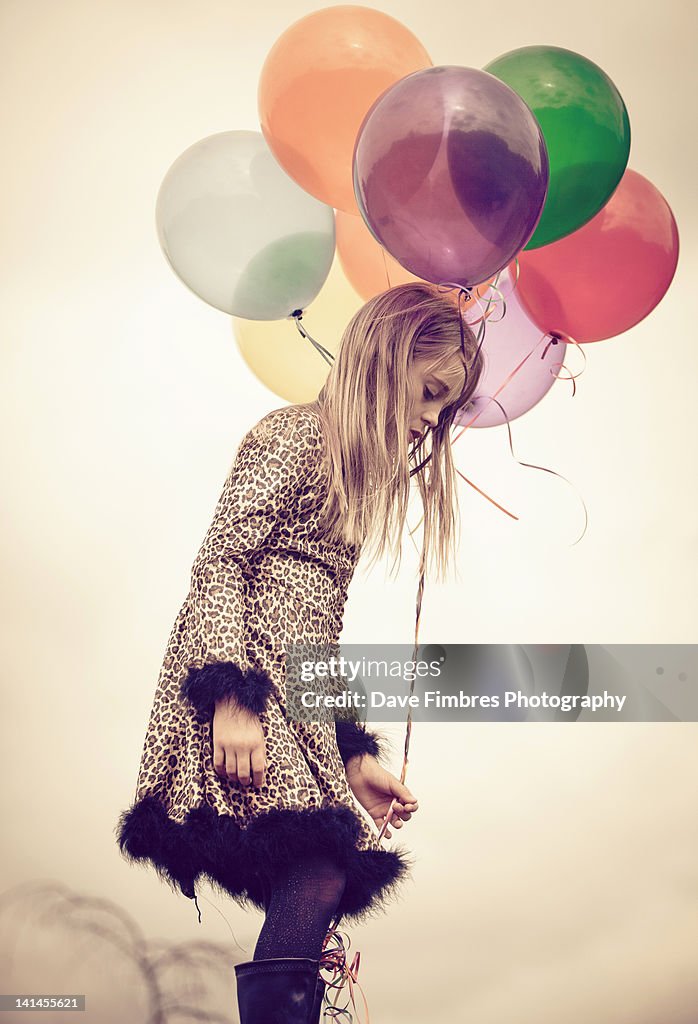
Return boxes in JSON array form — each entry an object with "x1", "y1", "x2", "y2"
[{"x1": 116, "y1": 282, "x2": 484, "y2": 1022}]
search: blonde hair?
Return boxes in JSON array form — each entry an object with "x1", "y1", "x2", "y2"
[{"x1": 307, "y1": 282, "x2": 485, "y2": 582}]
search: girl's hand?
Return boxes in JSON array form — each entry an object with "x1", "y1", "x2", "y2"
[
  {"x1": 345, "y1": 755, "x2": 419, "y2": 838},
  {"x1": 212, "y1": 697, "x2": 267, "y2": 788}
]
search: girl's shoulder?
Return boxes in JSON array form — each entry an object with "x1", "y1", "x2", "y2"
[{"x1": 253, "y1": 402, "x2": 324, "y2": 450}]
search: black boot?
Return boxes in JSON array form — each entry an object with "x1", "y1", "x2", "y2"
[
  {"x1": 310, "y1": 971, "x2": 326, "y2": 1024},
  {"x1": 234, "y1": 957, "x2": 320, "y2": 1024}
]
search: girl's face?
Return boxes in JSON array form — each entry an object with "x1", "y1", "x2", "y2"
[{"x1": 406, "y1": 355, "x2": 464, "y2": 443}]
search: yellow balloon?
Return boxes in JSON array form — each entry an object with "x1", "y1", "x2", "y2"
[{"x1": 233, "y1": 256, "x2": 365, "y2": 403}]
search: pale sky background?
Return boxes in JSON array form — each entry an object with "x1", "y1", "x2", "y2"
[{"x1": 1, "y1": 1, "x2": 696, "y2": 1022}]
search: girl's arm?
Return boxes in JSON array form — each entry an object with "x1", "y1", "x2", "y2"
[
  {"x1": 335, "y1": 718, "x2": 387, "y2": 771},
  {"x1": 179, "y1": 409, "x2": 322, "y2": 719}
]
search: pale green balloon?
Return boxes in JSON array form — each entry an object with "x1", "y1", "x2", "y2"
[{"x1": 156, "y1": 130, "x2": 336, "y2": 319}]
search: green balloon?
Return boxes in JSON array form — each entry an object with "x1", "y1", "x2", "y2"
[{"x1": 484, "y1": 46, "x2": 630, "y2": 249}]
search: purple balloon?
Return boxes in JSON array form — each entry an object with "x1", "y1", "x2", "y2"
[
  {"x1": 353, "y1": 66, "x2": 549, "y2": 288},
  {"x1": 454, "y1": 269, "x2": 566, "y2": 428}
]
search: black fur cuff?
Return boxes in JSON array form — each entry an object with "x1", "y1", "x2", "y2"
[
  {"x1": 335, "y1": 719, "x2": 385, "y2": 767},
  {"x1": 180, "y1": 661, "x2": 275, "y2": 717}
]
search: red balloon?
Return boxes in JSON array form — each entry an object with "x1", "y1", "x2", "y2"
[{"x1": 514, "y1": 168, "x2": 679, "y2": 343}]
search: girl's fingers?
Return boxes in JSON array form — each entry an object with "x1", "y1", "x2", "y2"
[
  {"x1": 392, "y1": 802, "x2": 413, "y2": 821},
  {"x1": 388, "y1": 779, "x2": 419, "y2": 807},
  {"x1": 396, "y1": 783, "x2": 418, "y2": 804}
]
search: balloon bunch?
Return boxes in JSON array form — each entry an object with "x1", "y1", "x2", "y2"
[{"x1": 154, "y1": 6, "x2": 678, "y2": 418}]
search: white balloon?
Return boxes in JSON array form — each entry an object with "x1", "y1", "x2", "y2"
[{"x1": 155, "y1": 130, "x2": 336, "y2": 319}]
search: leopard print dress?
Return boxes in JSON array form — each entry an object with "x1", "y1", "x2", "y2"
[{"x1": 115, "y1": 402, "x2": 412, "y2": 925}]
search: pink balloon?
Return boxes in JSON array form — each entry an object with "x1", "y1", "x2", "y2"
[
  {"x1": 514, "y1": 168, "x2": 680, "y2": 343},
  {"x1": 454, "y1": 270, "x2": 567, "y2": 428}
]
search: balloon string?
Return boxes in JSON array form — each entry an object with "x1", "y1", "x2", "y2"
[
  {"x1": 376, "y1": 560, "x2": 421, "y2": 842},
  {"x1": 437, "y1": 269, "x2": 508, "y2": 328},
  {"x1": 290, "y1": 310, "x2": 335, "y2": 366},
  {"x1": 445, "y1": 283, "x2": 589, "y2": 544},
  {"x1": 375, "y1": 516, "x2": 425, "y2": 844},
  {"x1": 540, "y1": 327, "x2": 588, "y2": 392},
  {"x1": 508, "y1": 255, "x2": 521, "y2": 291},
  {"x1": 380, "y1": 245, "x2": 393, "y2": 290},
  {"x1": 453, "y1": 469, "x2": 520, "y2": 520},
  {"x1": 457, "y1": 391, "x2": 589, "y2": 545}
]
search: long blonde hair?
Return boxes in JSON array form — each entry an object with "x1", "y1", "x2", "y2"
[{"x1": 308, "y1": 283, "x2": 485, "y2": 582}]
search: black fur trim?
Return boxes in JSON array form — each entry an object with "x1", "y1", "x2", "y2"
[
  {"x1": 180, "y1": 661, "x2": 275, "y2": 717},
  {"x1": 115, "y1": 795, "x2": 414, "y2": 925},
  {"x1": 334, "y1": 720, "x2": 385, "y2": 766}
]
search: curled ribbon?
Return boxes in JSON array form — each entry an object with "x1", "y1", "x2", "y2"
[{"x1": 317, "y1": 924, "x2": 371, "y2": 1023}]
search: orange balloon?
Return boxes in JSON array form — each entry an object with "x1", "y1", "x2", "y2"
[
  {"x1": 336, "y1": 210, "x2": 496, "y2": 307},
  {"x1": 258, "y1": 6, "x2": 432, "y2": 215}
]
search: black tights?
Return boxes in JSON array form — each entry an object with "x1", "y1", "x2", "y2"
[{"x1": 253, "y1": 853, "x2": 347, "y2": 962}]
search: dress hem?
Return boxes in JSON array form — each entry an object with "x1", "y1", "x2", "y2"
[{"x1": 115, "y1": 794, "x2": 414, "y2": 926}]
